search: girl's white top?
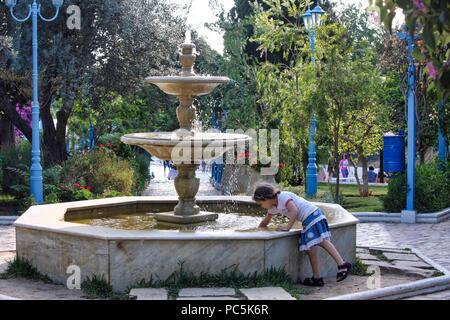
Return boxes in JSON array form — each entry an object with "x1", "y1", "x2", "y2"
[{"x1": 267, "y1": 191, "x2": 319, "y2": 222}]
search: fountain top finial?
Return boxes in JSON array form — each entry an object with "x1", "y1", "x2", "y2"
[
  {"x1": 184, "y1": 29, "x2": 192, "y2": 44},
  {"x1": 179, "y1": 29, "x2": 198, "y2": 77}
]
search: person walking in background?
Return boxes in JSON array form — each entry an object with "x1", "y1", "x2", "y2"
[
  {"x1": 201, "y1": 160, "x2": 206, "y2": 172},
  {"x1": 368, "y1": 166, "x2": 377, "y2": 183},
  {"x1": 326, "y1": 157, "x2": 335, "y2": 183},
  {"x1": 339, "y1": 155, "x2": 349, "y2": 179},
  {"x1": 163, "y1": 160, "x2": 168, "y2": 176}
]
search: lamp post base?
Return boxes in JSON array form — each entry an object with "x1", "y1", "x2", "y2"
[{"x1": 401, "y1": 210, "x2": 417, "y2": 224}]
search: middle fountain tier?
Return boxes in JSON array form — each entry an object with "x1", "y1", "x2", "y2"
[{"x1": 121, "y1": 30, "x2": 251, "y2": 226}]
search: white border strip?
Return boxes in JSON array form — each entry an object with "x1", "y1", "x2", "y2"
[
  {"x1": 0, "y1": 294, "x2": 21, "y2": 300},
  {"x1": 353, "y1": 207, "x2": 450, "y2": 224},
  {"x1": 0, "y1": 216, "x2": 19, "y2": 226},
  {"x1": 325, "y1": 275, "x2": 450, "y2": 300}
]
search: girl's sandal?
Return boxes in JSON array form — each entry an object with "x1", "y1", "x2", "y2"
[
  {"x1": 336, "y1": 262, "x2": 352, "y2": 282},
  {"x1": 301, "y1": 277, "x2": 325, "y2": 287}
]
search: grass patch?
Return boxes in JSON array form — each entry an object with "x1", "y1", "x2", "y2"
[
  {"x1": 282, "y1": 183, "x2": 387, "y2": 212},
  {"x1": 129, "y1": 262, "x2": 307, "y2": 299},
  {"x1": 432, "y1": 271, "x2": 445, "y2": 277},
  {"x1": 80, "y1": 275, "x2": 131, "y2": 300},
  {"x1": 0, "y1": 194, "x2": 16, "y2": 202},
  {"x1": 350, "y1": 258, "x2": 373, "y2": 276},
  {"x1": 0, "y1": 256, "x2": 53, "y2": 283}
]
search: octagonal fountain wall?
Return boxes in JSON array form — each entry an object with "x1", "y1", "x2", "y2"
[{"x1": 14, "y1": 196, "x2": 358, "y2": 292}]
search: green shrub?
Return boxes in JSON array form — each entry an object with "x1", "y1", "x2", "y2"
[
  {"x1": 129, "y1": 153, "x2": 151, "y2": 193},
  {"x1": 0, "y1": 256, "x2": 52, "y2": 283},
  {"x1": 60, "y1": 148, "x2": 134, "y2": 196},
  {"x1": 382, "y1": 161, "x2": 450, "y2": 213},
  {"x1": 81, "y1": 275, "x2": 114, "y2": 299},
  {"x1": 73, "y1": 188, "x2": 94, "y2": 201},
  {"x1": 0, "y1": 142, "x2": 31, "y2": 196},
  {"x1": 101, "y1": 189, "x2": 122, "y2": 198}
]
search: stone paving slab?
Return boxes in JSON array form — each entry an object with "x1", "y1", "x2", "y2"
[
  {"x1": 357, "y1": 253, "x2": 378, "y2": 260},
  {"x1": 178, "y1": 287, "x2": 236, "y2": 297},
  {"x1": 383, "y1": 252, "x2": 421, "y2": 262},
  {"x1": 239, "y1": 287, "x2": 295, "y2": 300},
  {"x1": 129, "y1": 288, "x2": 168, "y2": 300},
  {"x1": 392, "y1": 260, "x2": 435, "y2": 269},
  {"x1": 361, "y1": 260, "x2": 434, "y2": 278}
]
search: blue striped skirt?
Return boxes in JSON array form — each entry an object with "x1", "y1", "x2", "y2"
[{"x1": 298, "y1": 209, "x2": 331, "y2": 251}]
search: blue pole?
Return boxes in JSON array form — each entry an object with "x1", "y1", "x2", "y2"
[
  {"x1": 438, "y1": 100, "x2": 447, "y2": 166},
  {"x1": 6, "y1": 0, "x2": 63, "y2": 204},
  {"x1": 30, "y1": 2, "x2": 43, "y2": 204},
  {"x1": 406, "y1": 33, "x2": 416, "y2": 213},
  {"x1": 88, "y1": 121, "x2": 94, "y2": 151},
  {"x1": 397, "y1": 25, "x2": 417, "y2": 223},
  {"x1": 306, "y1": 29, "x2": 318, "y2": 197}
]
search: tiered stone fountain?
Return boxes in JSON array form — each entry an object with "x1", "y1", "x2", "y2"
[
  {"x1": 14, "y1": 32, "x2": 358, "y2": 292},
  {"x1": 121, "y1": 31, "x2": 249, "y2": 226}
]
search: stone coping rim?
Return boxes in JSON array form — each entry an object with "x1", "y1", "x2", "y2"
[{"x1": 14, "y1": 196, "x2": 358, "y2": 241}]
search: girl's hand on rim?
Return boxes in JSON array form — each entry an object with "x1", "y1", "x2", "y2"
[{"x1": 277, "y1": 225, "x2": 290, "y2": 232}]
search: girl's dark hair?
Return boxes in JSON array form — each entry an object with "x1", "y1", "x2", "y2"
[{"x1": 252, "y1": 183, "x2": 280, "y2": 201}]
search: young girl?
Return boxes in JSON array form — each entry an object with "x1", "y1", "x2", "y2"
[{"x1": 253, "y1": 183, "x2": 352, "y2": 286}]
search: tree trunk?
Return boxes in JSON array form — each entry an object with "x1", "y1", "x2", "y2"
[
  {"x1": 0, "y1": 98, "x2": 32, "y2": 142},
  {"x1": 360, "y1": 155, "x2": 369, "y2": 197},
  {"x1": 39, "y1": 81, "x2": 72, "y2": 168},
  {"x1": 348, "y1": 155, "x2": 361, "y2": 193},
  {"x1": 0, "y1": 117, "x2": 15, "y2": 150},
  {"x1": 333, "y1": 138, "x2": 340, "y2": 204}
]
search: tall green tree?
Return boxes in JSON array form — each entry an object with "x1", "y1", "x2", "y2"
[{"x1": 0, "y1": 0, "x2": 184, "y2": 166}]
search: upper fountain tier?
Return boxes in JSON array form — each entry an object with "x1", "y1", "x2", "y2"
[{"x1": 145, "y1": 30, "x2": 229, "y2": 97}]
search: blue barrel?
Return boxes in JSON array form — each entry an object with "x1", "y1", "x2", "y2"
[{"x1": 383, "y1": 133, "x2": 405, "y2": 173}]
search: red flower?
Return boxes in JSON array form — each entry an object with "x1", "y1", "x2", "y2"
[
  {"x1": 86, "y1": 186, "x2": 93, "y2": 192},
  {"x1": 73, "y1": 183, "x2": 81, "y2": 188},
  {"x1": 278, "y1": 162, "x2": 284, "y2": 169},
  {"x1": 99, "y1": 144, "x2": 105, "y2": 148}
]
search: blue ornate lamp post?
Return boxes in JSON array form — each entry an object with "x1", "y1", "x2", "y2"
[
  {"x1": 438, "y1": 101, "x2": 447, "y2": 167},
  {"x1": 302, "y1": 2, "x2": 325, "y2": 197},
  {"x1": 5, "y1": 0, "x2": 63, "y2": 204},
  {"x1": 397, "y1": 25, "x2": 418, "y2": 223}
]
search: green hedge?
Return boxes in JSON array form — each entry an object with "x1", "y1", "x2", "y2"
[{"x1": 382, "y1": 161, "x2": 450, "y2": 213}]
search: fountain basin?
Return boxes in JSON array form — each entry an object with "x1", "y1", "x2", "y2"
[
  {"x1": 14, "y1": 196, "x2": 358, "y2": 292},
  {"x1": 120, "y1": 132, "x2": 250, "y2": 162},
  {"x1": 146, "y1": 76, "x2": 230, "y2": 96}
]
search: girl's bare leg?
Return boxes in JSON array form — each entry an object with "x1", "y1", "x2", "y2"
[
  {"x1": 319, "y1": 239, "x2": 345, "y2": 266},
  {"x1": 306, "y1": 246, "x2": 321, "y2": 278}
]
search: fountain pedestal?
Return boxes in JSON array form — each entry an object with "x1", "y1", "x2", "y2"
[{"x1": 154, "y1": 163, "x2": 218, "y2": 225}]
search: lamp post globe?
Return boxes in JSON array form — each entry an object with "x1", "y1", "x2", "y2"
[
  {"x1": 5, "y1": 0, "x2": 17, "y2": 8},
  {"x1": 311, "y1": 3, "x2": 325, "y2": 27},
  {"x1": 52, "y1": 0, "x2": 63, "y2": 8},
  {"x1": 301, "y1": 7, "x2": 312, "y2": 29}
]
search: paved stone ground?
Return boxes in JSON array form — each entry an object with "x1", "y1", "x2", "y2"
[
  {"x1": 357, "y1": 220, "x2": 450, "y2": 271},
  {"x1": 143, "y1": 160, "x2": 221, "y2": 197},
  {"x1": 0, "y1": 226, "x2": 15, "y2": 251}
]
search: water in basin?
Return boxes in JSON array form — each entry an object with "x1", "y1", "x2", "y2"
[{"x1": 69, "y1": 208, "x2": 337, "y2": 232}]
